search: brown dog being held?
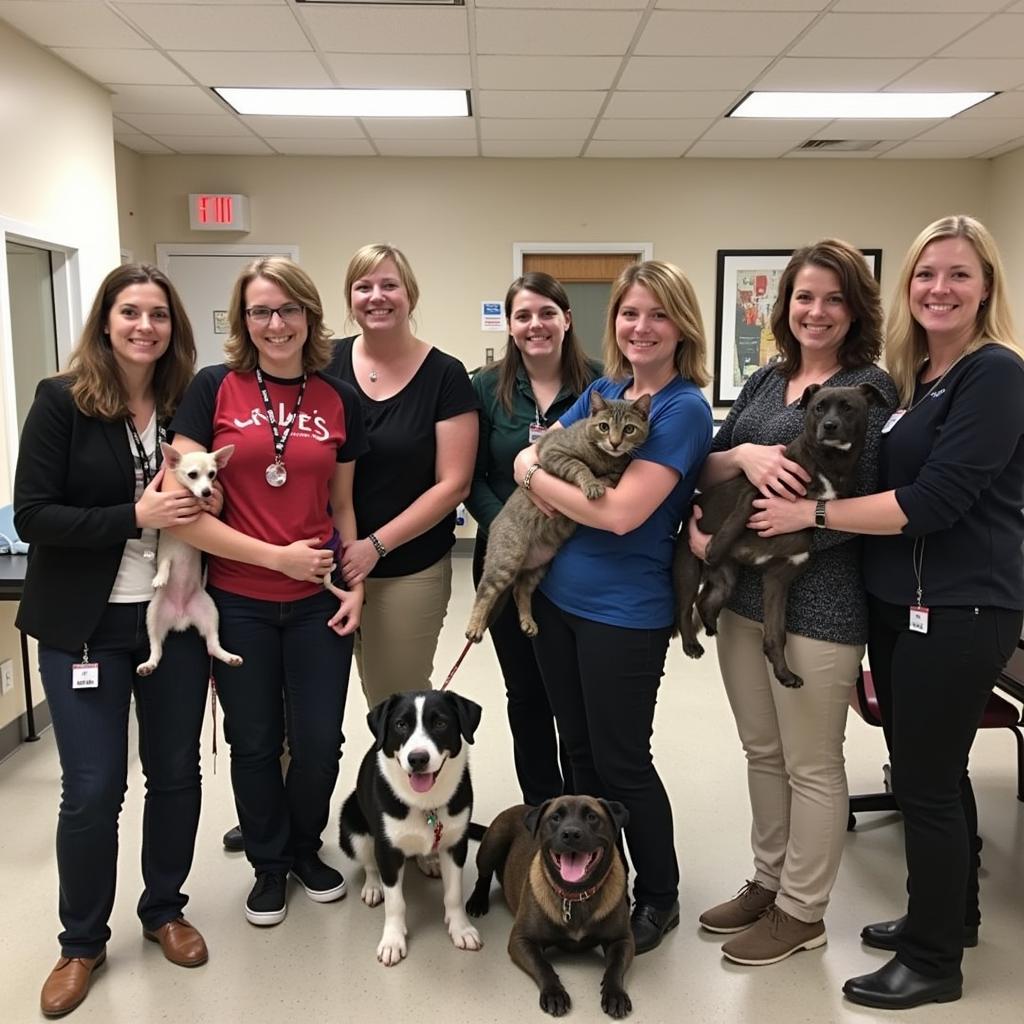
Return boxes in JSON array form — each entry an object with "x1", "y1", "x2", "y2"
[{"x1": 466, "y1": 797, "x2": 633, "y2": 1019}]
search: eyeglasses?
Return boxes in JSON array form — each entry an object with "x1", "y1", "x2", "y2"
[{"x1": 245, "y1": 303, "x2": 305, "y2": 325}]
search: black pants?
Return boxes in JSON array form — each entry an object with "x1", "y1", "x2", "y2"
[
  {"x1": 867, "y1": 597, "x2": 1021, "y2": 978},
  {"x1": 38, "y1": 603, "x2": 209, "y2": 958},
  {"x1": 211, "y1": 586, "x2": 353, "y2": 874},
  {"x1": 531, "y1": 590, "x2": 679, "y2": 909},
  {"x1": 472, "y1": 537, "x2": 572, "y2": 805}
]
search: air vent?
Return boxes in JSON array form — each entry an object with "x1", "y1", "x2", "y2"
[{"x1": 798, "y1": 139, "x2": 882, "y2": 152}]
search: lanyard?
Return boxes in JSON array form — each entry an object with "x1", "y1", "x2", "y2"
[
  {"x1": 125, "y1": 416, "x2": 162, "y2": 487},
  {"x1": 255, "y1": 366, "x2": 307, "y2": 473}
]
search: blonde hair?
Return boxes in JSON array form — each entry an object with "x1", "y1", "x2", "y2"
[
  {"x1": 887, "y1": 215, "x2": 1021, "y2": 404},
  {"x1": 344, "y1": 243, "x2": 420, "y2": 319},
  {"x1": 602, "y1": 260, "x2": 711, "y2": 388},
  {"x1": 224, "y1": 257, "x2": 333, "y2": 373}
]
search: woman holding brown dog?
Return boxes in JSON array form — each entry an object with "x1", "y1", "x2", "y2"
[
  {"x1": 750, "y1": 216, "x2": 1024, "y2": 1008},
  {"x1": 689, "y1": 239, "x2": 896, "y2": 966}
]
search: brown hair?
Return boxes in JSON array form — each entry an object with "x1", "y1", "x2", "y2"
[
  {"x1": 66, "y1": 263, "x2": 195, "y2": 420},
  {"x1": 492, "y1": 272, "x2": 597, "y2": 413},
  {"x1": 602, "y1": 260, "x2": 710, "y2": 388},
  {"x1": 344, "y1": 243, "x2": 420, "y2": 319},
  {"x1": 770, "y1": 239, "x2": 883, "y2": 377},
  {"x1": 223, "y1": 257, "x2": 334, "y2": 373}
]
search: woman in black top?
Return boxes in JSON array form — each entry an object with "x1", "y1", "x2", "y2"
[
  {"x1": 750, "y1": 216, "x2": 1024, "y2": 1009},
  {"x1": 328, "y1": 244, "x2": 478, "y2": 712},
  {"x1": 15, "y1": 265, "x2": 212, "y2": 1017}
]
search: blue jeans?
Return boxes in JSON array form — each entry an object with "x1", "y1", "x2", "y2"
[
  {"x1": 210, "y1": 586, "x2": 354, "y2": 874},
  {"x1": 38, "y1": 603, "x2": 209, "y2": 958}
]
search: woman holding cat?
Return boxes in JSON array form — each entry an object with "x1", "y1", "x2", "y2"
[
  {"x1": 466, "y1": 271, "x2": 599, "y2": 805},
  {"x1": 688, "y1": 239, "x2": 895, "y2": 968},
  {"x1": 15, "y1": 264, "x2": 213, "y2": 1017},
  {"x1": 168, "y1": 257, "x2": 367, "y2": 929},
  {"x1": 749, "y1": 217, "x2": 1024, "y2": 1008},
  {"x1": 512, "y1": 260, "x2": 713, "y2": 954}
]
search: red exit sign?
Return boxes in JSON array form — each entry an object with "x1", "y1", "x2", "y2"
[{"x1": 188, "y1": 193, "x2": 251, "y2": 231}]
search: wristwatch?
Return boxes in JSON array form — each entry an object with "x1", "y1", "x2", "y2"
[{"x1": 814, "y1": 499, "x2": 828, "y2": 529}]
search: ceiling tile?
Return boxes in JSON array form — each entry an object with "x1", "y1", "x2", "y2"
[
  {"x1": 152, "y1": 135, "x2": 274, "y2": 155},
  {"x1": 636, "y1": 11, "x2": 817, "y2": 57},
  {"x1": 481, "y1": 118, "x2": 594, "y2": 140},
  {"x1": 585, "y1": 140, "x2": 686, "y2": 157},
  {"x1": 593, "y1": 117, "x2": 711, "y2": 140},
  {"x1": 364, "y1": 117, "x2": 477, "y2": 140},
  {"x1": 757, "y1": 58, "x2": 919, "y2": 90},
  {"x1": 914, "y1": 117, "x2": 1024, "y2": 142},
  {"x1": 603, "y1": 91, "x2": 738, "y2": 118},
  {"x1": 123, "y1": 3, "x2": 311, "y2": 52},
  {"x1": 976, "y1": 137, "x2": 1024, "y2": 157},
  {"x1": 618, "y1": 56, "x2": 771, "y2": 91},
  {"x1": 53, "y1": 47, "x2": 190, "y2": 85},
  {"x1": 888, "y1": 58, "x2": 1024, "y2": 91},
  {"x1": 374, "y1": 140, "x2": 480, "y2": 157},
  {"x1": 958, "y1": 92, "x2": 1024, "y2": 117},
  {"x1": 239, "y1": 116, "x2": 364, "y2": 139},
  {"x1": 478, "y1": 56, "x2": 621, "y2": 91},
  {"x1": 302, "y1": 7, "x2": 468, "y2": 54},
  {"x1": 265, "y1": 138, "x2": 376, "y2": 156},
  {"x1": 117, "y1": 1, "x2": 287, "y2": 5},
  {"x1": 809, "y1": 118, "x2": 941, "y2": 139},
  {"x1": 482, "y1": 140, "x2": 585, "y2": 157},
  {"x1": 833, "y1": 0, "x2": 1005, "y2": 11},
  {"x1": 475, "y1": 0, "x2": 646, "y2": 7},
  {"x1": 879, "y1": 139, "x2": 995, "y2": 157},
  {"x1": 789, "y1": 13, "x2": 988, "y2": 57},
  {"x1": 658, "y1": 0, "x2": 827, "y2": 8},
  {"x1": 322, "y1": 53, "x2": 470, "y2": 89},
  {"x1": 116, "y1": 112, "x2": 250, "y2": 136},
  {"x1": 171, "y1": 51, "x2": 332, "y2": 88},
  {"x1": 685, "y1": 139, "x2": 797, "y2": 157},
  {"x1": 109, "y1": 84, "x2": 224, "y2": 115},
  {"x1": 113, "y1": 134, "x2": 175, "y2": 155},
  {"x1": 475, "y1": 11, "x2": 641, "y2": 56},
  {"x1": 0, "y1": 2, "x2": 148, "y2": 47},
  {"x1": 940, "y1": 15, "x2": 1024, "y2": 59},
  {"x1": 702, "y1": 117, "x2": 826, "y2": 141},
  {"x1": 478, "y1": 91, "x2": 606, "y2": 118}
]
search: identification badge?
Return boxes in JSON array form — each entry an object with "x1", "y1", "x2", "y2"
[
  {"x1": 909, "y1": 605, "x2": 930, "y2": 634},
  {"x1": 528, "y1": 422, "x2": 547, "y2": 444},
  {"x1": 72, "y1": 663, "x2": 100, "y2": 689},
  {"x1": 881, "y1": 410, "x2": 906, "y2": 434}
]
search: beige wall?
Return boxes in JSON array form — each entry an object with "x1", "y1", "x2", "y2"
[
  {"x1": 0, "y1": 22, "x2": 120, "y2": 732},
  {"x1": 114, "y1": 143, "x2": 147, "y2": 265},
  {"x1": 990, "y1": 148, "x2": 1024, "y2": 305}
]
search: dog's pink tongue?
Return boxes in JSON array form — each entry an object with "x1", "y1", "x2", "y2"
[
  {"x1": 409, "y1": 772, "x2": 435, "y2": 794},
  {"x1": 559, "y1": 852, "x2": 588, "y2": 884}
]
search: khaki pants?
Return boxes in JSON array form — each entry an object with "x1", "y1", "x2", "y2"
[
  {"x1": 355, "y1": 553, "x2": 453, "y2": 708},
  {"x1": 716, "y1": 608, "x2": 863, "y2": 922}
]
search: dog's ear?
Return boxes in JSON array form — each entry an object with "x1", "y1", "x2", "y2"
[
  {"x1": 366, "y1": 696, "x2": 399, "y2": 751},
  {"x1": 445, "y1": 691, "x2": 483, "y2": 744},
  {"x1": 160, "y1": 442, "x2": 181, "y2": 468},
  {"x1": 857, "y1": 382, "x2": 890, "y2": 408},
  {"x1": 211, "y1": 444, "x2": 235, "y2": 468},
  {"x1": 598, "y1": 799, "x2": 630, "y2": 834},
  {"x1": 631, "y1": 392, "x2": 652, "y2": 419},
  {"x1": 524, "y1": 800, "x2": 553, "y2": 836},
  {"x1": 797, "y1": 383, "x2": 822, "y2": 409},
  {"x1": 589, "y1": 390, "x2": 608, "y2": 414}
]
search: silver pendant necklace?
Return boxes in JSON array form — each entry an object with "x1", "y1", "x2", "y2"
[{"x1": 368, "y1": 368, "x2": 378, "y2": 383}]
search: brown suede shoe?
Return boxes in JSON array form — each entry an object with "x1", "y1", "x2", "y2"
[
  {"x1": 143, "y1": 917, "x2": 209, "y2": 967},
  {"x1": 40, "y1": 950, "x2": 106, "y2": 1017}
]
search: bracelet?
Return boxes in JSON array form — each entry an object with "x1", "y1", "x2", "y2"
[
  {"x1": 522, "y1": 463, "x2": 542, "y2": 492},
  {"x1": 368, "y1": 532, "x2": 388, "y2": 558},
  {"x1": 814, "y1": 499, "x2": 828, "y2": 529}
]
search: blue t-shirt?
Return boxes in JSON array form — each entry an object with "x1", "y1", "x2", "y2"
[{"x1": 539, "y1": 375, "x2": 712, "y2": 629}]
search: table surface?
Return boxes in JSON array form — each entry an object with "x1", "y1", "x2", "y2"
[{"x1": 0, "y1": 554, "x2": 27, "y2": 598}]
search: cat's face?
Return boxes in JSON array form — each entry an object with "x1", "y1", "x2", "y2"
[{"x1": 585, "y1": 393, "x2": 651, "y2": 457}]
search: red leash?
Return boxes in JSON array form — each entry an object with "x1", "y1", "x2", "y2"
[{"x1": 439, "y1": 638, "x2": 474, "y2": 691}]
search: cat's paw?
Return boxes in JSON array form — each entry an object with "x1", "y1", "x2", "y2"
[
  {"x1": 519, "y1": 617, "x2": 539, "y2": 637},
  {"x1": 583, "y1": 481, "x2": 606, "y2": 500}
]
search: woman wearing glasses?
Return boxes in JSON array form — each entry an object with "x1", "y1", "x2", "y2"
[{"x1": 167, "y1": 257, "x2": 368, "y2": 928}]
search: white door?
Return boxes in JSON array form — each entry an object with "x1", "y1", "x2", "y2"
[{"x1": 157, "y1": 245, "x2": 299, "y2": 370}]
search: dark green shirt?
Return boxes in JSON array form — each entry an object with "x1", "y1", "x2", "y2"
[{"x1": 466, "y1": 360, "x2": 601, "y2": 533}]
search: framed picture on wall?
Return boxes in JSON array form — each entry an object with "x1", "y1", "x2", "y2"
[{"x1": 713, "y1": 248, "x2": 882, "y2": 406}]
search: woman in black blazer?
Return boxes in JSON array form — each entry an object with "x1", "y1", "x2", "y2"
[{"x1": 15, "y1": 265, "x2": 213, "y2": 1018}]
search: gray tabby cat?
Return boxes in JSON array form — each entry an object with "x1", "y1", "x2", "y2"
[{"x1": 466, "y1": 391, "x2": 651, "y2": 642}]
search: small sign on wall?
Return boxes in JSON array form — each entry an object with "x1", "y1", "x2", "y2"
[
  {"x1": 481, "y1": 301, "x2": 505, "y2": 332},
  {"x1": 188, "y1": 193, "x2": 251, "y2": 232}
]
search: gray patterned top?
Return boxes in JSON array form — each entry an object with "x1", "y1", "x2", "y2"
[{"x1": 709, "y1": 362, "x2": 898, "y2": 645}]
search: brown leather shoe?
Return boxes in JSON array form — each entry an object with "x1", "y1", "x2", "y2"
[
  {"x1": 143, "y1": 917, "x2": 209, "y2": 967},
  {"x1": 40, "y1": 950, "x2": 106, "y2": 1017}
]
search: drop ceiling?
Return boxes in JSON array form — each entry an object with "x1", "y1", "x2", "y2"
[{"x1": 3, "y1": 0, "x2": 1023, "y2": 159}]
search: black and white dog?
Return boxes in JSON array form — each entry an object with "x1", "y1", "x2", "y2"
[{"x1": 339, "y1": 689, "x2": 484, "y2": 966}]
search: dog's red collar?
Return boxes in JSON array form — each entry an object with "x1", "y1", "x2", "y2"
[{"x1": 549, "y1": 876, "x2": 607, "y2": 923}]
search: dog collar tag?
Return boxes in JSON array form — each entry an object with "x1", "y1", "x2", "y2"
[
  {"x1": 562, "y1": 898, "x2": 572, "y2": 924},
  {"x1": 881, "y1": 409, "x2": 905, "y2": 434}
]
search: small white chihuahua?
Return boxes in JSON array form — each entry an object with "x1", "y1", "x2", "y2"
[{"x1": 136, "y1": 443, "x2": 243, "y2": 677}]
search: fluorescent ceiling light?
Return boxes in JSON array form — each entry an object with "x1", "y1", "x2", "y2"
[
  {"x1": 215, "y1": 87, "x2": 469, "y2": 118},
  {"x1": 730, "y1": 91, "x2": 993, "y2": 119}
]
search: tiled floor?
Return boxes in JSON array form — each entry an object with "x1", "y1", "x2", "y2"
[{"x1": 3, "y1": 559, "x2": 1023, "y2": 1023}]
